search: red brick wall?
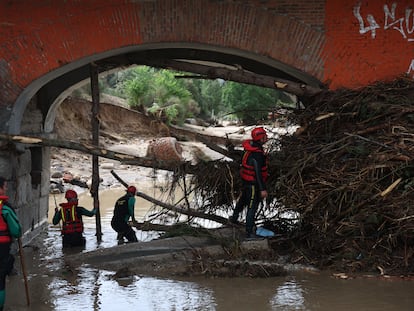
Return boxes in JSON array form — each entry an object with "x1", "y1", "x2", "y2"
[
  {"x1": 137, "y1": 0, "x2": 324, "y2": 79},
  {"x1": 0, "y1": 0, "x2": 325, "y2": 105},
  {"x1": 0, "y1": 0, "x2": 412, "y2": 107},
  {"x1": 239, "y1": 0, "x2": 326, "y2": 30},
  {"x1": 0, "y1": 1, "x2": 143, "y2": 90},
  {"x1": 324, "y1": 0, "x2": 414, "y2": 89}
]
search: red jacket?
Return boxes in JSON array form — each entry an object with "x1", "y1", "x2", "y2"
[
  {"x1": 59, "y1": 202, "x2": 84, "y2": 234},
  {"x1": 239, "y1": 139, "x2": 268, "y2": 186},
  {"x1": 0, "y1": 195, "x2": 11, "y2": 243}
]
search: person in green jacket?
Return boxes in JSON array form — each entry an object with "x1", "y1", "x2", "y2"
[
  {"x1": 0, "y1": 176, "x2": 22, "y2": 311},
  {"x1": 111, "y1": 186, "x2": 138, "y2": 243},
  {"x1": 53, "y1": 189, "x2": 96, "y2": 248}
]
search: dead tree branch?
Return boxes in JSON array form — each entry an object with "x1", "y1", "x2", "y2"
[
  {"x1": 135, "y1": 191, "x2": 229, "y2": 225},
  {"x1": 139, "y1": 59, "x2": 323, "y2": 97}
]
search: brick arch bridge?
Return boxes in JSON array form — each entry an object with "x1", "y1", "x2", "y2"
[{"x1": 0, "y1": 0, "x2": 412, "y2": 240}]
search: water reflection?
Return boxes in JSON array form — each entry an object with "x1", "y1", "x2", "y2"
[
  {"x1": 270, "y1": 278, "x2": 305, "y2": 310},
  {"x1": 49, "y1": 267, "x2": 216, "y2": 311},
  {"x1": 6, "y1": 187, "x2": 414, "y2": 311},
  {"x1": 41, "y1": 224, "x2": 216, "y2": 311},
  {"x1": 43, "y1": 186, "x2": 219, "y2": 311}
]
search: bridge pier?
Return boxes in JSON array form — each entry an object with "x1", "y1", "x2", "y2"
[{"x1": 0, "y1": 97, "x2": 51, "y2": 244}]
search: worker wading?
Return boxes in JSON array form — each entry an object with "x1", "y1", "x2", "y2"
[{"x1": 59, "y1": 201, "x2": 85, "y2": 247}]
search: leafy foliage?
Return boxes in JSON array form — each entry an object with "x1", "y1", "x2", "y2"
[
  {"x1": 119, "y1": 67, "x2": 194, "y2": 124},
  {"x1": 185, "y1": 79, "x2": 224, "y2": 120},
  {"x1": 87, "y1": 65, "x2": 294, "y2": 125},
  {"x1": 123, "y1": 66, "x2": 156, "y2": 107},
  {"x1": 222, "y1": 81, "x2": 287, "y2": 124}
]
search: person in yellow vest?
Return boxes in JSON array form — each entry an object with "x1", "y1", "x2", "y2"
[
  {"x1": 53, "y1": 189, "x2": 96, "y2": 248},
  {"x1": 0, "y1": 176, "x2": 22, "y2": 311}
]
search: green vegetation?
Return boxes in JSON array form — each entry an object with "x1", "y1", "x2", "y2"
[
  {"x1": 221, "y1": 81, "x2": 293, "y2": 124},
  {"x1": 78, "y1": 65, "x2": 295, "y2": 125}
]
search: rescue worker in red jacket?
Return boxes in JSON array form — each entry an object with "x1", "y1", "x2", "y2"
[
  {"x1": 229, "y1": 127, "x2": 269, "y2": 238},
  {"x1": 111, "y1": 186, "x2": 138, "y2": 243},
  {"x1": 53, "y1": 189, "x2": 96, "y2": 248},
  {"x1": 0, "y1": 176, "x2": 22, "y2": 311}
]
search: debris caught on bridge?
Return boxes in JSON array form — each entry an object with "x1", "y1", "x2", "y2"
[
  {"x1": 162, "y1": 76, "x2": 414, "y2": 276},
  {"x1": 46, "y1": 79, "x2": 414, "y2": 277},
  {"x1": 268, "y1": 76, "x2": 414, "y2": 275}
]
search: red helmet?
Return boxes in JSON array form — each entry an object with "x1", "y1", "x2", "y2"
[
  {"x1": 65, "y1": 189, "x2": 78, "y2": 200},
  {"x1": 127, "y1": 186, "x2": 137, "y2": 194},
  {"x1": 251, "y1": 127, "x2": 267, "y2": 141}
]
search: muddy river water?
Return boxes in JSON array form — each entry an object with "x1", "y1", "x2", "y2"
[{"x1": 4, "y1": 185, "x2": 414, "y2": 311}]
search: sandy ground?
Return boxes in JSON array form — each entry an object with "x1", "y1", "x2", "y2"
[{"x1": 51, "y1": 97, "x2": 253, "y2": 188}]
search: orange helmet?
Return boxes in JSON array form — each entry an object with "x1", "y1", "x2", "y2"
[
  {"x1": 251, "y1": 127, "x2": 267, "y2": 141},
  {"x1": 127, "y1": 186, "x2": 137, "y2": 194},
  {"x1": 65, "y1": 189, "x2": 78, "y2": 200}
]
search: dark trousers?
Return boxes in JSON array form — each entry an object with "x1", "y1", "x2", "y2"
[
  {"x1": 232, "y1": 183, "x2": 261, "y2": 235},
  {"x1": 111, "y1": 218, "x2": 137, "y2": 242},
  {"x1": 0, "y1": 243, "x2": 14, "y2": 291},
  {"x1": 62, "y1": 232, "x2": 86, "y2": 248}
]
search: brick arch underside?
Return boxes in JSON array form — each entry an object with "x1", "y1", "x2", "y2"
[{"x1": 0, "y1": 1, "x2": 324, "y2": 100}]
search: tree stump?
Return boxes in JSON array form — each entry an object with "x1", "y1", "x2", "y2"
[{"x1": 146, "y1": 137, "x2": 183, "y2": 163}]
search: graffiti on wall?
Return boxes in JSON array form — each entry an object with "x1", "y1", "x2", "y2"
[
  {"x1": 354, "y1": 2, "x2": 414, "y2": 76},
  {"x1": 354, "y1": 2, "x2": 414, "y2": 40}
]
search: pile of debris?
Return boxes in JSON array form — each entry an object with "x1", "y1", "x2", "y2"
[
  {"x1": 269, "y1": 77, "x2": 414, "y2": 275},
  {"x1": 171, "y1": 77, "x2": 414, "y2": 276},
  {"x1": 53, "y1": 78, "x2": 413, "y2": 276}
]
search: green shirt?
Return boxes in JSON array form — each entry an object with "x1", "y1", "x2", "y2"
[
  {"x1": 2, "y1": 204, "x2": 22, "y2": 238},
  {"x1": 126, "y1": 196, "x2": 136, "y2": 222}
]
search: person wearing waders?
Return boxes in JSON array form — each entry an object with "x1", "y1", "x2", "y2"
[
  {"x1": 229, "y1": 127, "x2": 269, "y2": 239},
  {"x1": 0, "y1": 177, "x2": 22, "y2": 311},
  {"x1": 111, "y1": 186, "x2": 138, "y2": 243},
  {"x1": 53, "y1": 189, "x2": 96, "y2": 248}
]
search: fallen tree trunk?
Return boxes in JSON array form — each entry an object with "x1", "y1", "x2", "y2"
[
  {"x1": 111, "y1": 170, "x2": 235, "y2": 228},
  {"x1": 0, "y1": 133, "x2": 196, "y2": 172},
  {"x1": 139, "y1": 58, "x2": 323, "y2": 97},
  {"x1": 170, "y1": 124, "x2": 241, "y2": 146},
  {"x1": 135, "y1": 191, "x2": 229, "y2": 225},
  {"x1": 0, "y1": 131, "x2": 238, "y2": 172},
  {"x1": 110, "y1": 170, "x2": 129, "y2": 188},
  {"x1": 168, "y1": 125, "x2": 241, "y2": 160},
  {"x1": 129, "y1": 221, "x2": 174, "y2": 232},
  {"x1": 194, "y1": 133, "x2": 240, "y2": 160}
]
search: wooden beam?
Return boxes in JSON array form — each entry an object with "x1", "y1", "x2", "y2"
[
  {"x1": 90, "y1": 62, "x2": 102, "y2": 242},
  {"x1": 0, "y1": 133, "x2": 187, "y2": 171},
  {"x1": 0, "y1": 131, "x2": 240, "y2": 175},
  {"x1": 135, "y1": 191, "x2": 229, "y2": 225},
  {"x1": 139, "y1": 59, "x2": 323, "y2": 97}
]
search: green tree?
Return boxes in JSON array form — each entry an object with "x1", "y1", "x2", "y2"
[
  {"x1": 185, "y1": 79, "x2": 223, "y2": 120},
  {"x1": 200, "y1": 79, "x2": 223, "y2": 120},
  {"x1": 222, "y1": 82, "x2": 284, "y2": 124},
  {"x1": 152, "y1": 70, "x2": 191, "y2": 103},
  {"x1": 119, "y1": 67, "x2": 196, "y2": 124},
  {"x1": 98, "y1": 66, "x2": 294, "y2": 125},
  {"x1": 123, "y1": 66, "x2": 156, "y2": 108}
]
